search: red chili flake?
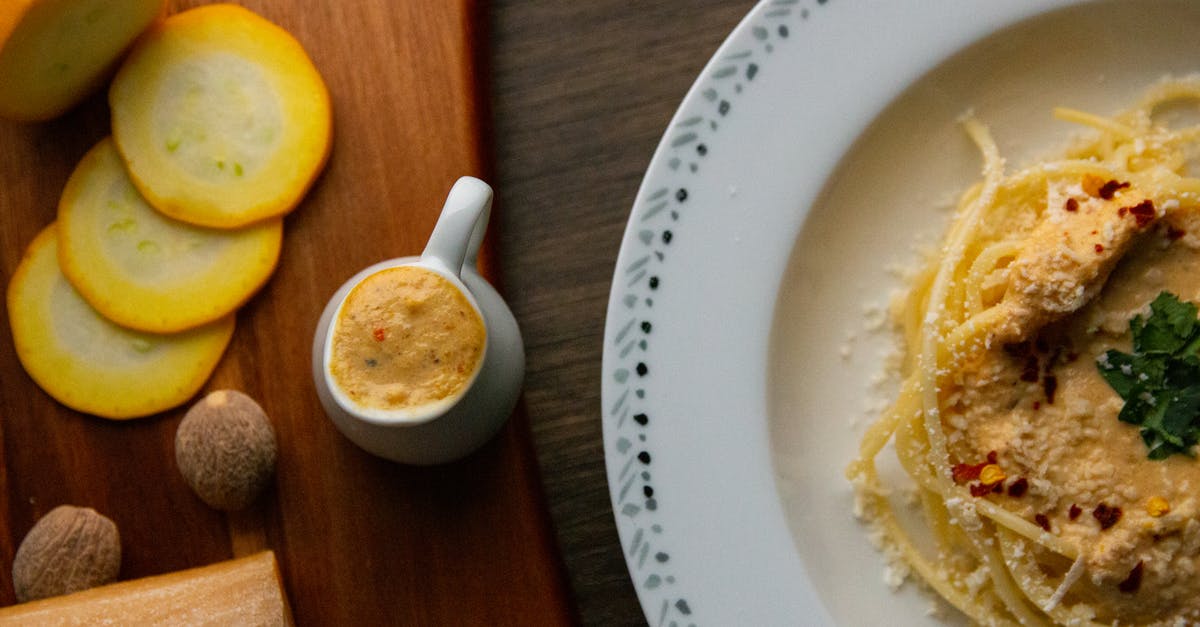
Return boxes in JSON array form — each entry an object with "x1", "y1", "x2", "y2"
[
  {"x1": 1020, "y1": 355, "x2": 1040, "y2": 383},
  {"x1": 971, "y1": 483, "x2": 996, "y2": 497},
  {"x1": 1168, "y1": 226, "x2": 1187, "y2": 241},
  {"x1": 373, "y1": 328, "x2": 386, "y2": 342},
  {"x1": 1035, "y1": 513, "x2": 1052, "y2": 531},
  {"x1": 1043, "y1": 374, "x2": 1058, "y2": 405},
  {"x1": 1007, "y1": 477, "x2": 1029, "y2": 497},
  {"x1": 1118, "y1": 207, "x2": 1128, "y2": 217},
  {"x1": 1099, "y1": 180, "x2": 1131, "y2": 200},
  {"x1": 1118, "y1": 561, "x2": 1144, "y2": 594},
  {"x1": 952, "y1": 451, "x2": 998, "y2": 484},
  {"x1": 1033, "y1": 401, "x2": 1041, "y2": 410},
  {"x1": 952, "y1": 464, "x2": 978, "y2": 484},
  {"x1": 1069, "y1": 504, "x2": 1082, "y2": 520},
  {"x1": 1064, "y1": 198, "x2": 1079, "y2": 212},
  {"x1": 1094, "y1": 243, "x2": 1104, "y2": 253},
  {"x1": 1127, "y1": 200, "x2": 1156, "y2": 228},
  {"x1": 992, "y1": 481, "x2": 1004, "y2": 494},
  {"x1": 953, "y1": 461, "x2": 986, "y2": 484},
  {"x1": 1094, "y1": 503, "x2": 1123, "y2": 530}
]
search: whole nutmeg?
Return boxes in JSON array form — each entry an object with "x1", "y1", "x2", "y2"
[
  {"x1": 12, "y1": 505, "x2": 121, "y2": 602},
  {"x1": 175, "y1": 390, "x2": 278, "y2": 511}
]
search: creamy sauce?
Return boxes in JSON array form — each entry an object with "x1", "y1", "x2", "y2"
[
  {"x1": 946, "y1": 199, "x2": 1200, "y2": 622},
  {"x1": 329, "y1": 266, "x2": 485, "y2": 411}
]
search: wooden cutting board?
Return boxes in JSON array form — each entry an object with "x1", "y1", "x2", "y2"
[{"x1": 0, "y1": 1, "x2": 575, "y2": 624}]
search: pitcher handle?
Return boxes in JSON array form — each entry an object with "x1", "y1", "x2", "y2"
[{"x1": 421, "y1": 176, "x2": 492, "y2": 277}]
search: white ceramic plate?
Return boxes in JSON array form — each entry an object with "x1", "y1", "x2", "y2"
[{"x1": 601, "y1": 0, "x2": 1200, "y2": 625}]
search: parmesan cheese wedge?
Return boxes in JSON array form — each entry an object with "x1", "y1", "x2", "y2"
[
  {"x1": 0, "y1": 551, "x2": 292, "y2": 625},
  {"x1": 109, "y1": 4, "x2": 332, "y2": 228},
  {"x1": 6, "y1": 225, "x2": 234, "y2": 419},
  {"x1": 58, "y1": 138, "x2": 282, "y2": 333},
  {"x1": 0, "y1": 0, "x2": 164, "y2": 121}
]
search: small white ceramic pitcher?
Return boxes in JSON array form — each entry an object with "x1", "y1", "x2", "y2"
[{"x1": 311, "y1": 177, "x2": 525, "y2": 464}]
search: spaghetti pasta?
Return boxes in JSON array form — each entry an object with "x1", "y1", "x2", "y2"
[{"x1": 848, "y1": 78, "x2": 1200, "y2": 626}]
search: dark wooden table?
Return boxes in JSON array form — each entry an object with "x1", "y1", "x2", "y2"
[
  {"x1": 1, "y1": 1, "x2": 583, "y2": 625},
  {"x1": 489, "y1": 2, "x2": 756, "y2": 625}
]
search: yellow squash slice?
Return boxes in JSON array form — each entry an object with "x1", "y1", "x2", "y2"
[
  {"x1": 0, "y1": 0, "x2": 164, "y2": 121},
  {"x1": 58, "y1": 137, "x2": 283, "y2": 333},
  {"x1": 109, "y1": 3, "x2": 332, "y2": 229},
  {"x1": 7, "y1": 225, "x2": 234, "y2": 419}
]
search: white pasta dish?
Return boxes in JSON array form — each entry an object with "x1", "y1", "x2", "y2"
[{"x1": 848, "y1": 76, "x2": 1200, "y2": 626}]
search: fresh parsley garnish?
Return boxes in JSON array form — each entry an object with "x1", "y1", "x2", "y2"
[{"x1": 1097, "y1": 291, "x2": 1200, "y2": 459}]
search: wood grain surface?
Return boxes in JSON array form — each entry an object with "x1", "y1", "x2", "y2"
[
  {"x1": 489, "y1": 2, "x2": 756, "y2": 625},
  {"x1": 0, "y1": 1, "x2": 574, "y2": 625}
]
